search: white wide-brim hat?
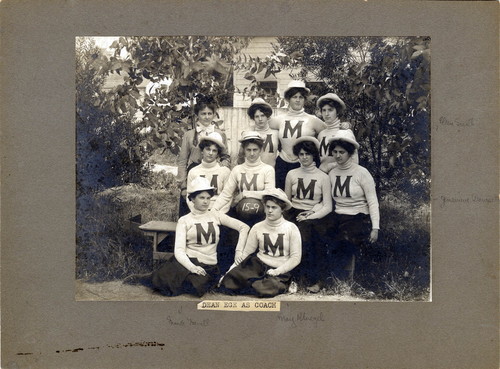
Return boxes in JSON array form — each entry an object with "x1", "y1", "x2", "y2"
[
  {"x1": 283, "y1": 80, "x2": 310, "y2": 97},
  {"x1": 187, "y1": 176, "x2": 215, "y2": 195},
  {"x1": 238, "y1": 130, "x2": 264, "y2": 143},
  {"x1": 293, "y1": 136, "x2": 320, "y2": 151},
  {"x1": 327, "y1": 129, "x2": 360, "y2": 149},
  {"x1": 316, "y1": 93, "x2": 346, "y2": 114},
  {"x1": 261, "y1": 188, "x2": 292, "y2": 211},
  {"x1": 199, "y1": 131, "x2": 226, "y2": 150}
]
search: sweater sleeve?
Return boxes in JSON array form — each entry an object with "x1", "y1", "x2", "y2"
[
  {"x1": 308, "y1": 173, "x2": 333, "y2": 220},
  {"x1": 218, "y1": 212, "x2": 250, "y2": 255},
  {"x1": 359, "y1": 168, "x2": 380, "y2": 229},
  {"x1": 273, "y1": 224, "x2": 302, "y2": 275},
  {"x1": 212, "y1": 168, "x2": 238, "y2": 211},
  {"x1": 176, "y1": 131, "x2": 192, "y2": 188},
  {"x1": 240, "y1": 226, "x2": 259, "y2": 260},
  {"x1": 173, "y1": 217, "x2": 197, "y2": 272},
  {"x1": 313, "y1": 116, "x2": 327, "y2": 135}
]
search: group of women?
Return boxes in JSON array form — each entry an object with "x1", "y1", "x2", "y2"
[{"x1": 146, "y1": 80, "x2": 380, "y2": 298}]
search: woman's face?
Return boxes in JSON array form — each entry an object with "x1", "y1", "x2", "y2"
[
  {"x1": 298, "y1": 148, "x2": 314, "y2": 167},
  {"x1": 244, "y1": 142, "x2": 262, "y2": 164},
  {"x1": 265, "y1": 199, "x2": 283, "y2": 221},
  {"x1": 321, "y1": 104, "x2": 338, "y2": 124},
  {"x1": 288, "y1": 92, "x2": 305, "y2": 111},
  {"x1": 191, "y1": 191, "x2": 212, "y2": 211},
  {"x1": 253, "y1": 109, "x2": 269, "y2": 129},
  {"x1": 332, "y1": 145, "x2": 351, "y2": 166},
  {"x1": 197, "y1": 107, "x2": 215, "y2": 127},
  {"x1": 201, "y1": 144, "x2": 219, "y2": 164}
]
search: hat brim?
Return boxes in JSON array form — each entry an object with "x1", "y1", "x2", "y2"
[
  {"x1": 284, "y1": 86, "x2": 311, "y2": 96},
  {"x1": 187, "y1": 186, "x2": 215, "y2": 195},
  {"x1": 327, "y1": 136, "x2": 360, "y2": 149},
  {"x1": 316, "y1": 94, "x2": 346, "y2": 112},
  {"x1": 199, "y1": 136, "x2": 226, "y2": 150},
  {"x1": 293, "y1": 136, "x2": 320, "y2": 150},
  {"x1": 260, "y1": 191, "x2": 293, "y2": 211}
]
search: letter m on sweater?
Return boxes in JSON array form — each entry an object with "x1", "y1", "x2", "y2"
[
  {"x1": 263, "y1": 233, "x2": 284, "y2": 256},
  {"x1": 333, "y1": 176, "x2": 352, "y2": 197},
  {"x1": 195, "y1": 222, "x2": 216, "y2": 244},
  {"x1": 297, "y1": 178, "x2": 316, "y2": 200},
  {"x1": 240, "y1": 173, "x2": 258, "y2": 191},
  {"x1": 283, "y1": 120, "x2": 303, "y2": 138}
]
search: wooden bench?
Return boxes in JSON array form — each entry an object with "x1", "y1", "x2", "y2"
[{"x1": 138, "y1": 221, "x2": 177, "y2": 260}]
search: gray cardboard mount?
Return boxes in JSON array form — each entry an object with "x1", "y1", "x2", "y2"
[{"x1": 1, "y1": 1, "x2": 498, "y2": 368}]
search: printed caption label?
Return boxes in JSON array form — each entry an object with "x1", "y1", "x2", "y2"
[{"x1": 197, "y1": 300, "x2": 281, "y2": 311}]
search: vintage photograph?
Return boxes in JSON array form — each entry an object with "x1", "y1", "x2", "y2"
[{"x1": 75, "y1": 36, "x2": 431, "y2": 302}]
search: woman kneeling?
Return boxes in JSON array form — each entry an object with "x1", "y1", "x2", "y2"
[{"x1": 220, "y1": 188, "x2": 302, "y2": 297}]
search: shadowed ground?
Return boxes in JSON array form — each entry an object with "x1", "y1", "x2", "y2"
[{"x1": 75, "y1": 280, "x2": 368, "y2": 302}]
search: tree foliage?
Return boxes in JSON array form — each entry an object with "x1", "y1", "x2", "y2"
[
  {"x1": 93, "y1": 36, "x2": 250, "y2": 156},
  {"x1": 239, "y1": 36, "x2": 431, "y2": 202},
  {"x1": 76, "y1": 37, "x2": 145, "y2": 194}
]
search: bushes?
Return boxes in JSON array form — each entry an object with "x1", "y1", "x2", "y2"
[
  {"x1": 353, "y1": 197, "x2": 431, "y2": 300},
  {"x1": 76, "y1": 184, "x2": 179, "y2": 281}
]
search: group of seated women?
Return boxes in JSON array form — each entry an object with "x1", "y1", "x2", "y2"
[{"x1": 140, "y1": 80, "x2": 380, "y2": 298}]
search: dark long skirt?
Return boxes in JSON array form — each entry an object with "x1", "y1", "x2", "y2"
[
  {"x1": 218, "y1": 206, "x2": 265, "y2": 273},
  {"x1": 314, "y1": 212, "x2": 371, "y2": 280},
  {"x1": 285, "y1": 207, "x2": 328, "y2": 284},
  {"x1": 275, "y1": 156, "x2": 300, "y2": 190},
  {"x1": 151, "y1": 256, "x2": 219, "y2": 297},
  {"x1": 220, "y1": 255, "x2": 292, "y2": 297}
]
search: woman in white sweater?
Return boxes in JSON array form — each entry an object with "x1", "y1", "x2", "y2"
[
  {"x1": 220, "y1": 188, "x2": 301, "y2": 297},
  {"x1": 284, "y1": 136, "x2": 332, "y2": 292},
  {"x1": 151, "y1": 177, "x2": 249, "y2": 297},
  {"x1": 320, "y1": 129, "x2": 379, "y2": 281},
  {"x1": 269, "y1": 80, "x2": 326, "y2": 189}
]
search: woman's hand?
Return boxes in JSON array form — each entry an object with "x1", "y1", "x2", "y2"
[
  {"x1": 296, "y1": 211, "x2": 313, "y2": 222},
  {"x1": 266, "y1": 269, "x2": 279, "y2": 276},
  {"x1": 234, "y1": 255, "x2": 244, "y2": 265},
  {"x1": 191, "y1": 266, "x2": 207, "y2": 276},
  {"x1": 220, "y1": 158, "x2": 231, "y2": 168},
  {"x1": 340, "y1": 122, "x2": 351, "y2": 130},
  {"x1": 369, "y1": 229, "x2": 379, "y2": 243}
]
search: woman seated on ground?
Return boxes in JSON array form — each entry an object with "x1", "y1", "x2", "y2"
[
  {"x1": 237, "y1": 97, "x2": 279, "y2": 168},
  {"x1": 151, "y1": 177, "x2": 249, "y2": 297},
  {"x1": 220, "y1": 188, "x2": 301, "y2": 297},
  {"x1": 316, "y1": 93, "x2": 358, "y2": 173},
  {"x1": 284, "y1": 136, "x2": 332, "y2": 293},
  {"x1": 186, "y1": 132, "x2": 231, "y2": 213},
  {"x1": 212, "y1": 131, "x2": 275, "y2": 226},
  {"x1": 318, "y1": 129, "x2": 379, "y2": 281},
  {"x1": 268, "y1": 80, "x2": 327, "y2": 189},
  {"x1": 176, "y1": 97, "x2": 230, "y2": 216}
]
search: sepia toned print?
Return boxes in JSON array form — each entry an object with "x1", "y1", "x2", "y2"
[{"x1": 76, "y1": 36, "x2": 430, "y2": 301}]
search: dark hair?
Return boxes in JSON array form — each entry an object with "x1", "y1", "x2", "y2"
[
  {"x1": 328, "y1": 140, "x2": 356, "y2": 156},
  {"x1": 284, "y1": 87, "x2": 309, "y2": 101},
  {"x1": 187, "y1": 189, "x2": 215, "y2": 202},
  {"x1": 247, "y1": 104, "x2": 273, "y2": 120},
  {"x1": 262, "y1": 196, "x2": 287, "y2": 211},
  {"x1": 241, "y1": 138, "x2": 264, "y2": 150},
  {"x1": 199, "y1": 140, "x2": 222, "y2": 155},
  {"x1": 318, "y1": 98, "x2": 343, "y2": 116},
  {"x1": 293, "y1": 141, "x2": 321, "y2": 167},
  {"x1": 194, "y1": 100, "x2": 217, "y2": 115}
]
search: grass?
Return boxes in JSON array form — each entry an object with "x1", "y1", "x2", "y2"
[{"x1": 76, "y1": 175, "x2": 431, "y2": 301}]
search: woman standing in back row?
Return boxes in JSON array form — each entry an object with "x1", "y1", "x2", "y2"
[{"x1": 269, "y1": 80, "x2": 326, "y2": 189}]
